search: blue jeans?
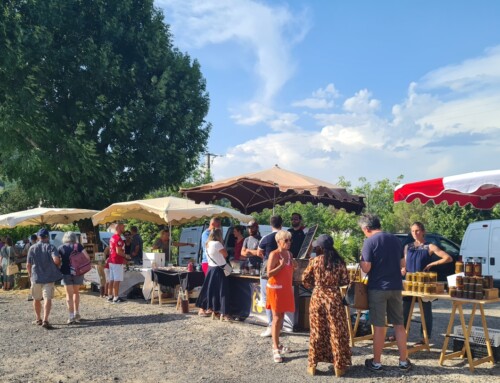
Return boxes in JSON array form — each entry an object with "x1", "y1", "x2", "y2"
[
  {"x1": 403, "y1": 297, "x2": 433, "y2": 338},
  {"x1": 260, "y1": 277, "x2": 272, "y2": 326}
]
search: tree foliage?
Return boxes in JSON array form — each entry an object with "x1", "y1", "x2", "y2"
[{"x1": 0, "y1": 0, "x2": 210, "y2": 209}]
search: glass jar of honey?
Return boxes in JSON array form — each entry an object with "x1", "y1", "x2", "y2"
[
  {"x1": 406, "y1": 281, "x2": 413, "y2": 292},
  {"x1": 455, "y1": 261, "x2": 464, "y2": 274},
  {"x1": 419, "y1": 282, "x2": 425, "y2": 294},
  {"x1": 456, "y1": 288, "x2": 463, "y2": 298},
  {"x1": 475, "y1": 291, "x2": 483, "y2": 300},
  {"x1": 464, "y1": 262, "x2": 474, "y2": 277},
  {"x1": 429, "y1": 272, "x2": 437, "y2": 283},
  {"x1": 449, "y1": 286, "x2": 457, "y2": 298},
  {"x1": 406, "y1": 272, "x2": 413, "y2": 282},
  {"x1": 412, "y1": 282, "x2": 419, "y2": 293},
  {"x1": 456, "y1": 275, "x2": 464, "y2": 288},
  {"x1": 424, "y1": 284, "x2": 432, "y2": 295},
  {"x1": 463, "y1": 276, "x2": 470, "y2": 284},
  {"x1": 415, "y1": 272, "x2": 423, "y2": 283},
  {"x1": 473, "y1": 262, "x2": 482, "y2": 277},
  {"x1": 475, "y1": 283, "x2": 483, "y2": 293},
  {"x1": 423, "y1": 273, "x2": 430, "y2": 283}
]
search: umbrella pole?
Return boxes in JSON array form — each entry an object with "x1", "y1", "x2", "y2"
[{"x1": 169, "y1": 223, "x2": 172, "y2": 265}]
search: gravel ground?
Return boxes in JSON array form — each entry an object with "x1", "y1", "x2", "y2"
[{"x1": 0, "y1": 289, "x2": 499, "y2": 383}]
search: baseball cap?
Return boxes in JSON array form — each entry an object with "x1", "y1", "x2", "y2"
[
  {"x1": 247, "y1": 220, "x2": 258, "y2": 228},
  {"x1": 37, "y1": 228, "x2": 50, "y2": 238},
  {"x1": 312, "y1": 234, "x2": 334, "y2": 250}
]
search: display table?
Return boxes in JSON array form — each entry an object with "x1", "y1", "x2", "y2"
[
  {"x1": 438, "y1": 295, "x2": 500, "y2": 372},
  {"x1": 150, "y1": 269, "x2": 204, "y2": 305},
  {"x1": 400, "y1": 291, "x2": 432, "y2": 355},
  {"x1": 84, "y1": 264, "x2": 149, "y2": 299},
  {"x1": 402, "y1": 291, "x2": 500, "y2": 371},
  {"x1": 340, "y1": 286, "x2": 373, "y2": 347},
  {"x1": 227, "y1": 273, "x2": 259, "y2": 320}
]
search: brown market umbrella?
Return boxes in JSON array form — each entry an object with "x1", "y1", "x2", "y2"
[{"x1": 180, "y1": 165, "x2": 365, "y2": 214}]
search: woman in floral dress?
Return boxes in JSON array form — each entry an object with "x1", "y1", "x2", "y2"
[{"x1": 302, "y1": 234, "x2": 351, "y2": 377}]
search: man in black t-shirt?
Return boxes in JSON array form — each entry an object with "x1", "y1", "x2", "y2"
[{"x1": 287, "y1": 212, "x2": 305, "y2": 258}]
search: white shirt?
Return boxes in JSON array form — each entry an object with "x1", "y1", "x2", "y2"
[{"x1": 206, "y1": 241, "x2": 226, "y2": 267}]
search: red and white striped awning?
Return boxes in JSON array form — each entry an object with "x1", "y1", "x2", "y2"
[{"x1": 394, "y1": 169, "x2": 500, "y2": 210}]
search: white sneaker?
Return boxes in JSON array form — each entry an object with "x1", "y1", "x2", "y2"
[{"x1": 260, "y1": 327, "x2": 272, "y2": 337}]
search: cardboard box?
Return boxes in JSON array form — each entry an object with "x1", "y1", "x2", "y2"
[
  {"x1": 484, "y1": 288, "x2": 499, "y2": 300},
  {"x1": 143, "y1": 252, "x2": 165, "y2": 268}
]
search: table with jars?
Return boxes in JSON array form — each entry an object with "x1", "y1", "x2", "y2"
[
  {"x1": 343, "y1": 266, "x2": 374, "y2": 347},
  {"x1": 402, "y1": 265, "x2": 500, "y2": 372}
]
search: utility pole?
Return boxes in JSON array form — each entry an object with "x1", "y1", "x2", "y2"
[{"x1": 205, "y1": 152, "x2": 220, "y2": 174}]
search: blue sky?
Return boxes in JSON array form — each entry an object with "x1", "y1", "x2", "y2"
[{"x1": 156, "y1": 0, "x2": 500, "y2": 187}]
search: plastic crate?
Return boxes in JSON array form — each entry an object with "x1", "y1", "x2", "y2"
[
  {"x1": 453, "y1": 339, "x2": 500, "y2": 362},
  {"x1": 453, "y1": 326, "x2": 500, "y2": 347}
]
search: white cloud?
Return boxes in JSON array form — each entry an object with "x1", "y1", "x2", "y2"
[
  {"x1": 212, "y1": 45, "x2": 500, "y2": 185},
  {"x1": 292, "y1": 83, "x2": 339, "y2": 109},
  {"x1": 157, "y1": 0, "x2": 310, "y2": 107}
]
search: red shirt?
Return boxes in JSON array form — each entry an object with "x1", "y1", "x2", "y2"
[
  {"x1": 234, "y1": 238, "x2": 243, "y2": 261},
  {"x1": 109, "y1": 234, "x2": 126, "y2": 264}
]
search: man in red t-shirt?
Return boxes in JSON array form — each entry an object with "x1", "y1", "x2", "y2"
[{"x1": 108, "y1": 223, "x2": 127, "y2": 303}]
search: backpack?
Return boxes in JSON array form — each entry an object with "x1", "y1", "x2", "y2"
[{"x1": 70, "y1": 243, "x2": 92, "y2": 276}]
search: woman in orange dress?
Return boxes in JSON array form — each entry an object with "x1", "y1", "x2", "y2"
[
  {"x1": 302, "y1": 234, "x2": 351, "y2": 377},
  {"x1": 266, "y1": 230, "x2": 296, "y2": 363}
]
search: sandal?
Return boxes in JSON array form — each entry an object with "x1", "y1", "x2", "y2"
[
  {"x1": 385, "y1": 335, "x2": 396, "y2": 342},
  {"x1": 278, "y1": 344, "x2": 291, "y2": 354},
  {"x1": 41, "y1": 321, "x2": 54, "y2": 330},
  {"x1": 272, "y1": 348, "x2": 283, "y2": 363},
  {"x1": 221, "y1": 315, "x2": 233, "y2": 322},
  {"x1": 197, "y1": 310, "x2": 210, "y2": 317},
  {"x1": 32, "y1": 319, "x2": 43, "y2": 326},
  {"x1": 211, "y1": 312, "x2": 221, "y2": 320}
]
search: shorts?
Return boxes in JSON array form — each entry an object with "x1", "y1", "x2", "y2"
[
  {"x1": 61, "y1": 274, "x2": 84, "y2": 286},
  {"x1": 31, "y1": 283, "x2": 55, "y2": 301},
  {"x1": 108, "y1": 263, "x2": 124, "y2": 282},
  {"x1": 368, "y1": 289, "x2": 404, "y2": 327}
]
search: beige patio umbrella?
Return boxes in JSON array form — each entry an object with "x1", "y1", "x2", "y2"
[
  {"x1": 0, "y1": 207, "x2": 98, "y2": 228},
  {"x1": 181, "y1": 164, "x2": 365, "y2": 214},
  {"x1": 92, "y1": 196, "x2": 253, "y2": 226}
]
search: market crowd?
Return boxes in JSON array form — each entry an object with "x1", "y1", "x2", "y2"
[{"x1": 0, "y1": 212, "x2": 450, "y2": 376}]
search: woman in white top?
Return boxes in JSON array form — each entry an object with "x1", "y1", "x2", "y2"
[{"x1": 195, "y1": 229, "x2": 231, "y2": 321}]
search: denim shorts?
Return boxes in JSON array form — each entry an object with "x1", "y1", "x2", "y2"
[
  {"x1": 61, "y1": 274, "x2": 85, "y2": 286},
  {"x1": 368, "y1": 289, "x2": 404, "y2": 327}
]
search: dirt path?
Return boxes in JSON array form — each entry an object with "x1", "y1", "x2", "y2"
[{"x1": 0, "y1": 289, "x2": 499, "y2": 382}]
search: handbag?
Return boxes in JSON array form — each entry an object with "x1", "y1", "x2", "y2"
[
  {"x1": 206, "y1": 249, "x2": 232, "y2": 277},
  {"x1": 343, "y1": 265, "x2": 368, "y2": 310},
  {"x1": 6, "y1": 263, "x2": 19, "y2": 276}
]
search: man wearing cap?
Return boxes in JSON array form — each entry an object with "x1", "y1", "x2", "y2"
[
  {"x1": 26, "y1": 228, "x2": 62, "y2": 329},
  {"x1": 241, "y1": 220, "x2": 262, "y2": 270},
  {"x1": 288, "y1": 212, "x2": 306, "y2": 258},
  {"x1": 108, "y1": 223, "x2": 127, "y2": 304}
]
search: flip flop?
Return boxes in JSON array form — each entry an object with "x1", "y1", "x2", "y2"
[{"x1": 32, "y1": 319, "x2": 43, "y2": 326}]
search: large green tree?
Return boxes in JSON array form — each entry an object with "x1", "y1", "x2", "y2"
[{"x1": 0, "y1": 0, "x2": 210, "y2": 209}]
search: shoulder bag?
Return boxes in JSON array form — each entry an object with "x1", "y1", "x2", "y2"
[
  {"x1": 343, "y1": 264, "x2": 369, "y2": 310},
  {"x1": 5, "y1": 247, "x2": 19, "y2": 275},
  {"x1": 206, "y1": 246, "x2": 232, "y2": 277}
]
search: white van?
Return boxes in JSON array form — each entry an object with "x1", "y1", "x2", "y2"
[{"x1": 460, "y1": 220, "x2": 500, "y2": 288}]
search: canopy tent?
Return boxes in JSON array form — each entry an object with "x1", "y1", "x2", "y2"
[
  {"x1": 180, "y1": 165, "x2": 365, "y2": 214},
  {"x1": 91, "y1": 196, "x2": 253, "y2": 226},
  {"x1": 0, "y1": 207, "x2": 98, "y2": 228},
  {"x1": 394, "y1": 169, "x2": 500, "y2": 209}
]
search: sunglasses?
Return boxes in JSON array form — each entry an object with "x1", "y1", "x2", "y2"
[{"x1": 283, "y1": 239, "x2": 292, "y2": 243}]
